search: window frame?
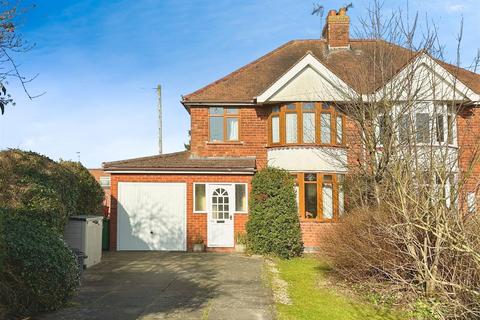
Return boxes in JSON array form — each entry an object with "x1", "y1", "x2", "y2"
[
  {"x1": 99, "y1": 176, "x2": 111, "y2": 188},
  {"x1": 234, "y1": 183, "x2": 249, "y2": 213},
  {"x1": 268, "y1": 102, "x2": 345, "y2": 147},
  {"x1": 193, "y1": 183, "x2": 207, "y2": 213},
  {"x1": 297, "y1": 172, "x2": 342, "y2": 223},
  {"x1": 208, "y1": 107, "x2": 240, "y2": 142}
]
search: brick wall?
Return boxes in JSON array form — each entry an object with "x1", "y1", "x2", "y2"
[
  {"x1": 88, "y1": 168, "x2": 111, "y2": 215},
  {"x1": 457, "y1": 106, "x2": 480, "y2": 209},
  {"x1": 190, "y1": 106, "x2": 269, "y2": 168},
  {"x1": 301, "y1": 222, "x2": 337, "y2": 252},
  {"x1": 109, "y1": 173, "x2": 252, "y2": 251}
]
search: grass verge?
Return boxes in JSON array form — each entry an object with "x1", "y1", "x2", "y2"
[{"x1": 271, "y1": 256, "x2": 406, "y2": 320}]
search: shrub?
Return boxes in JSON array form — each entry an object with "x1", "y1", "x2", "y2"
[
  {"x1": 0, "y1": 208, "x2": 80, "y2": 317},
  {"x1": 0, "y1": 149, "x2": 79, "y2": 232},
  {"x1": 246, "y1": 167, "x2": 303, "y2": 259},
  {"x1": 60, "y1": 160, "x2": 104, "y2": 215}
]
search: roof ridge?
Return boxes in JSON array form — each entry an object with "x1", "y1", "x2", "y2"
[
  {"x1": 183, "y1": 40, "x2": 298, "y2": 101},
  {"x1": 103, "y1": 150, "x2": 189, "y2": 167}
]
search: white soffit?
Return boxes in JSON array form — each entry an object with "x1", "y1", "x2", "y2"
[
  {"x1": 256, "y1": 53, "x2": 356, "y2": 103},
  {"x1": 375, "y1": 53, "x2": 480, "y2": 102}
]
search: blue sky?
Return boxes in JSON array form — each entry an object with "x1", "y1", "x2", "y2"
[{"x1": 0, "y1": 0, "x2": 478, "y2": 168}]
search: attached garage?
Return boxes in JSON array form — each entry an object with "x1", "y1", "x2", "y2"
[
  {"x1": 117, "y1": 182, "x2": 186, "y2": 251},
  {"x1": 104, "y1": 151, "x2": 256, "y2": 251}
]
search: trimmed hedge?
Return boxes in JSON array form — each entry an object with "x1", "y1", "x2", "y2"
[
  {"x1": 60, "y1": 160, "x2": 104, "y2": 216},
  {"x1": 0, "y1": 149, "x2": 104, "y2": 232},
  {"x1": 0, "y1": 149, "x2": 79, "y2": 232},
  {"x1": 246, "y1": 167, "x2": 303, "y2": 259},
  {"x1": 0, "y1": 208, "x2": 80, "y2": 317}
]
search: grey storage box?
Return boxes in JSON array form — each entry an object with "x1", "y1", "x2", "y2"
[{"x1": 64, "y1": 215, "x2": 103, "y2": 268}]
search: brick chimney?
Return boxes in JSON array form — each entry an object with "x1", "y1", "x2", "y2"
[{"x1": 322, "y1": 7, "x2": 350, "y2": 49}]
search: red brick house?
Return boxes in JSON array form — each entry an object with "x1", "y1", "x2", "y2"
[{"x1": 103, "y1": 8, "x2": 480, "y2": 252}]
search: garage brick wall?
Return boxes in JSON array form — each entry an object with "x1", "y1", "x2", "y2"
[{"x1": 110, "y1": 173, "x2": 252, "y2": 251}]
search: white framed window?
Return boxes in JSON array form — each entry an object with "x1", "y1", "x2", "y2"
[
  {"x1": 235, "y1": 183, "x2": 248, "y2": 213},
  {"x1": 193, "y1": 183, "x2": 207, "y2": 213},
  {"x1": 99, "y1": 176, "x2": 110, "y2": 188}
]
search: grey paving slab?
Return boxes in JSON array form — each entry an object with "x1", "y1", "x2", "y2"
[{"x1": 36, "y1": 252, "x2": 274, "y2": 320}]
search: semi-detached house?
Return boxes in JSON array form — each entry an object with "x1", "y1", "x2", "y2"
[{"x1": 103, "y1": 8, "x2": 480, "y2": 252}]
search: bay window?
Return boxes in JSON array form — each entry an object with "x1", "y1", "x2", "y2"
[
  {"x1": 268, "y1": 102, "x2": 345, "y2": 146},
  {"x1": 302, "y1": 103, "x2": 316, "y2": 143},
  {"x1": 296, "y1": 172, "x2": 345, "y2": 222},
  {"x1": 209, "y1": 107, "x2": 239, "y2": 142},
  {"x1": 321, "y1": 113, "x2": 331, "y2": 144}
]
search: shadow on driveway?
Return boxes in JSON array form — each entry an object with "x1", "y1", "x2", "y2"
[{"x1": 37, "y1": 252, "x2": 274, "y2": 320}]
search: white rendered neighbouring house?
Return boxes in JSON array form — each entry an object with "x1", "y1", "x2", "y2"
[{"x1": 103, "y1": 8, "x2": 480, "y2": 252}]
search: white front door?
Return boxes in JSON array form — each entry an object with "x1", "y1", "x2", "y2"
[{"x1": 207, "y1": 184, "x2": 234, "y2": 247}]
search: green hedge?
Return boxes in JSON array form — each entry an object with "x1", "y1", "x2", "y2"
[
  {"x1": 0, "y1": 208, "x2": 80, "y2": 317},
  {"x1": 0, "y1": 149, "x2": 104, "y2": 232},
  {"x1": 246, "y1": 167, "x2": 303, "y2": 259},
  {"x1": 60, "y1": 160, "x2": 104, "y2": 216}
]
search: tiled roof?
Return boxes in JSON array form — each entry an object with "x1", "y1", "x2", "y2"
[
  {"x1": 182, "y1": 39, "x2": 480, "y2": 103},
  {"x1": 103, "y1": 151, "x2": 256, "y2": 172}
]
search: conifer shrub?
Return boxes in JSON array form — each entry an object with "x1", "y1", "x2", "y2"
[{"x1": 246, "y1": 167, "x2": 303, "y2": 259}]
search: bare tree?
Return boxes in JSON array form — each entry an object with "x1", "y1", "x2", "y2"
[
  {"x1": 318, "y1": 1, "x2": 480, "y2": 318},
  {"x1": 0, "y1": 1, "x2": 38, "y2": 114}
]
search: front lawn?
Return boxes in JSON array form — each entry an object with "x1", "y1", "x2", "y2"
[{"x1": 271, "y1": 256, "x2": 405, "y2": 320}]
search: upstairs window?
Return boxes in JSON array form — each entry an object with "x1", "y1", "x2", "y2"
[
  {"x1": 271, "y1": 106, "x2": 280, "y2": 144},
  {"x1": 268, "y1": 102, "x2": 344, "y2": 146},
  {"x1": 285, "y1": 104, "x2": 298, "y2": 143},
  {"x1": 415, "y1": 113, "x2": 430, "y2": 143},
  {"x1": 302, "y1": 103, "x2": 316, "y2": 143},
  {"x1": 209, "y1": 107, "x2": 239, "y2": 142}
]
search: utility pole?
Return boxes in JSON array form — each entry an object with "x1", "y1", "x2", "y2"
[{"x1": 157, "y1": 84, "x2": 162, "y2": 154}]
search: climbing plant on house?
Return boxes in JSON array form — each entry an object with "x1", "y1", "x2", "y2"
[{"x1": 246, "y1": 167, "x2": 303, "y2": 259}]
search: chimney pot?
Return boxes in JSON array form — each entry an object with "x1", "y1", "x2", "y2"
[{"x1": 322, "y1": 7, "x2": 350, "y2": 49}]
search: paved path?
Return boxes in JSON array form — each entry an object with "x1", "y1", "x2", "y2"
[{"x1": 38, "y1": 252, "x2": 274, "y2": 320}]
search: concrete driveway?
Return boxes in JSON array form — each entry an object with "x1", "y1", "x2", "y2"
[{"x1": 38, "y1": 252, "x2": 274, "y2": 320}]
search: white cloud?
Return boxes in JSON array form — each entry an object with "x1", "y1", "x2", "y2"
[{"x1": 447, "y1": 3, "x2": 465, "y2": 12}]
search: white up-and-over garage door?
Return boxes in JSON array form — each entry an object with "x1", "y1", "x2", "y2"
[{"x1": 117, "y1": 182, "x2": 186, "y2": 251}]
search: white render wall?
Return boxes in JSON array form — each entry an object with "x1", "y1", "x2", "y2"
[{"x1": 267, "y1": 147, "x2": 347, "y2": 172}]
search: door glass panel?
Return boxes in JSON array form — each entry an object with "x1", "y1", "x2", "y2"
[
  {"x1": 235, "y1": 184, "x2": 247, "y2": 212},
  {"x1": 212, "y1": 188, "x2": 230, "y2": 220},
  {"x1": 194, "y1": 184, "x2": 206, "y2": 212}
]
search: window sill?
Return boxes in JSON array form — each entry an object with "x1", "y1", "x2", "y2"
[{"x1": 206, "y1": 141, "x2": 244, "y2": 145}]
